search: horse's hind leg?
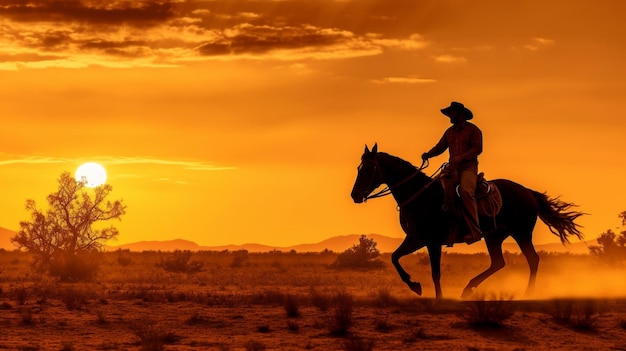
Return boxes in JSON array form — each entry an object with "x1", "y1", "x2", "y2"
[
  {"x1": 391, "y1": 236, "x2": 424, "y2": 296},
  {"x1": 516, "y1": 236, "x2": 539, "y2": 296},
  {"x1": 461, "y1": 234, "x2": 506, "y2": 298},
  {"x1": 427, "y1": 245, "x2": 443, "y2": 299}
]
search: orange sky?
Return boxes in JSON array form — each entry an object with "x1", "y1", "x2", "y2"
[{"x1": 1, "y1": 0, "x2": 625, "y2": 248}]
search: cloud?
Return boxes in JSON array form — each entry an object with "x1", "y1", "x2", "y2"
[
  {"x1": 0, "y1": 1, "x2": 429, "y2": 68},
  {"x1": 0, "y1": 155, "x2": 235, "y2": 171},
  {"x1": 367, "y1": 33, "x2": 428, "y2": 50},
  {"x1": 197, "y1": 24, "x2": 359, "y2": 56},
  {"x1": 0, "y1": 1, "x2": 174, "y2": 25},
  {"x1": 433, "y1": 54, "x2": 467, "y2": 64},
  {"x1": 0, "y1": 155, "x2": 67, "y2": 166},
  {"x1": 371, "y1": 76, "x2": 436, "y2": 84},
  {"x1": 524, "y1": 37, "x2": 555, "y2": 51},
  {"x1": 96, "y1": 156, "x2": 236, "y2": 171}
]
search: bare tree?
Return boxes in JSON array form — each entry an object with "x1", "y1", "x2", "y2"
[
  {"x1": 12, "y1": 172, "x2": 126, "y2": 280},
  {"x1": 589, "y1": 211, "x2": 626, "y2": 265}
]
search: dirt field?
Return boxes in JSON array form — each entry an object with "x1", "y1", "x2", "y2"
[{"x1": 1, "y1": 250, "x2": 625, "y2": 350}]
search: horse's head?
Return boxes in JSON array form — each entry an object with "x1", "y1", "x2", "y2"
[{"x1": 351, "y1": 143, "x2": 383, "y2": 203}]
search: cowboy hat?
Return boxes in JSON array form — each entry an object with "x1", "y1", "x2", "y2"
[{"x1": 441, "y1": 101, "x2": 473, "y2": 120}]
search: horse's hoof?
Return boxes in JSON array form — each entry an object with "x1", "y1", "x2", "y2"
[
  {"x1": 409, "y1": 281, "x2": 422, "y2": 296},
  {"x1": 461, "y1": 287, "x2": 474, "y2": 299}
]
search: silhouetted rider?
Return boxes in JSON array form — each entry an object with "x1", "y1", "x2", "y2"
[{"x1": 422, "y1": 101, "x2": 483, "y2": 244}]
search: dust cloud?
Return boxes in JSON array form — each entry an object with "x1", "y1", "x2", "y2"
[{"x1": 450, "y1": 253, "x2": 626, "y2": 300}]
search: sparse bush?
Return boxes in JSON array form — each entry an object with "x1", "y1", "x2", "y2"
[
  {"x1": 374, "y1": 315, "x2": 393, "y2": 332},
  {"x1": 372, "y1": 287, "x2": 397, "y2": 307},
  {"x1": 329, "y1": 291, "x2": 354, "y2": 336},
  {"x1": 158, "y1": 250, "x2": 203, "y2": 273},
  {"x1": 117, "y1": 250, "x2": 133, "y2": 267},
  {"x1": 331, "y1": 235, "x2": 385, "y2": 270},
  {"x1": 287, "y1": 320, "x2": 299, "y2": 332},
  {"x1": 19, "y1": 307, "x2": 35, "y2": 325},
  {"x1": 12, "y1": 286, "x2": 30, "y2": 305},
  {"x1": 310, "y1": 287, "x2": 331, "y2": 311},
  {"x1": 256, "y1": 325, "x2": 271, "y2": 333},
  {"x1": 95, "y1": 311, "x2": 108, "y2": 325},
  {"x1": 132, "y1": 323, "x2": 181, "y2": 351},
  {"x1": 343, "y1": 335, "x2": 375, "y2": 351},
  {"x1": 551, "y1": 299, "x2": 601, "y2": 330},
  {"x1": 464, "y1": 294, "x2": 514, "y2": 328},
  {"x1": 185, "y1": 313, "x2": 210, "y2": 326},
  {"x1": 284, "y1": 294, "x2": 300, "y2": 317},
  {"x1": 49, "y1": 252, "x2": 100, "y2": 281},
  {"x1": 230, "y1": 250, "x2": 249, "y2": 268},
  {"x1": 61, "y1": 286, "x2": 91, "y2": 310},
  {"x1": 244, "y1": 339, "x2": 266, "y2": 351}
]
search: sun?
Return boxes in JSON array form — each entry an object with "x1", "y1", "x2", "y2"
[{"x1": 75, "y1": 162, "x2": 107, "y2": 188}]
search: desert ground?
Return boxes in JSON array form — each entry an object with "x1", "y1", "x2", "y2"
[{"x1": 0, "y1": 249, "x2": 625, "y2": 351}]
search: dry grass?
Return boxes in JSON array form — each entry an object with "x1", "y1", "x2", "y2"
[
  {"x1": 463, "y1": 293, "x2": 515, "y2": 328},
  {"x1": 0, "y1": 250, "x2": 625, "y2": 350},
  {"x1": 551, "y1": 298, "x2": 604, "y2": 330}
]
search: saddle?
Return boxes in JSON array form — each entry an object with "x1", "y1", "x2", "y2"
[
  {"x1": 443, "y1": 172, "x2": 503, "y2": 247},
  {"x1": 454, "y1": 173, "x2": 503, "y2": 217}
]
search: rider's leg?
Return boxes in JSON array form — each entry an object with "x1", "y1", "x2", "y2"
[{"x1": 459, "y1": 166, "x2": 481, "y2": 243}]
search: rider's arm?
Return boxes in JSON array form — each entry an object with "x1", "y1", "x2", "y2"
[
  {"x1": 459, "y1": 125, "x2": 483, "y2": 161},
  {"x1": 424, "y1": 132, "x2": 449, "y2": 159}
]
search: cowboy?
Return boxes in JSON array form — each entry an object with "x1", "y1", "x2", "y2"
[{"x1": 421, "y1": 101, "x2": 483, "y2": 244}]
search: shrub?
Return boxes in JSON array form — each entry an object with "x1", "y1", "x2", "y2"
[
  {"x1": 329, "y1": 291, "x2": 354, "y2": 336},
  {"x1": 48, "y1": 252, "x2": 100, "y2": 281},
  {"x1": 464, "y1": 294, "x2": 514, "y2": 328},
  {"x1": 12, "y1": 286, "x2": 30, "y2": 305},
  {"x1": 551, "y1": 299, "x2": 601, "y2": 330},
  {"x1": 132, "y1": 323, "x2": 181, "y2": 351},
  {"x1": 158, "y1": 250, "x2": 203, "y2": 273},
  {"x1": 230, "y1": 250, "x2": 249, "y2": 268},
  {"x1": 287, "y1": 320, "x2": 299, "y2": 332},
  {"x1": 343, "y1": 335, "x2": 375, "y2": 351},
  {"x1": 331, "y1": 235, "x2": 385, "y2": 270},
  {"x1": 310, "y1": 287, "x2": 331, "y2": 311},
  {"x1": 244, "y1": 340, "x2": 266, "y2": 351},
  {"x1": 117, "y1": 250, "x2": 133, "y2": 267},
  {"x1": 61, "y1": 286, "x2": 91, "y2": 311},
  {"x1": 284, "y1": 294, "x2": 300, "y2": 317}
]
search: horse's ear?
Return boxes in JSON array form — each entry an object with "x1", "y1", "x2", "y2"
[
  {"x1": 364, "y1": 144, "x2": 370, "y2": 154},
  {"x1": 372, "y1": 143, "x2": 378, "y2": 153}
]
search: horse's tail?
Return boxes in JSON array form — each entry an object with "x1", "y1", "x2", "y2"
[{"x1": 531, "y1": 190, "x2": 585, "y2": 244}]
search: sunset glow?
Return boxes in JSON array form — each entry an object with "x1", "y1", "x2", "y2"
[
  {"x1": 1, "y1": 0, "x2": 625, "y2": 249},
  {"x1": 75, "y1": 162, "x2": 107, "y2": 188}
]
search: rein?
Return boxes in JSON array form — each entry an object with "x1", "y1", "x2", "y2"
[
  {"x1": 365, "y1": 159, "x2": 428, "y2": 200},
  {"x1": 365, "y1": 159, "x2": 430, "y2": 200},
  {"x1": 366, "y1": 158, "x2": 449, "y2": 209}
]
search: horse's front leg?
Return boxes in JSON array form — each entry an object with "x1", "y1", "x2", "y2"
[
  {"x1": 427, "y1": 245, "x2": 443, "y2": 299},
  {"x1": 391, "y1": 236, "x2": 424, "y2": 296}
]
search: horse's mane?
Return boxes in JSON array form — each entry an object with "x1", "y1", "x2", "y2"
[
  {"x1": 377, "y1": 152, "x2": 419, "y2": 171},
  {"x1": 376, "y1": 152, "x2": 436, "y2": 184}
]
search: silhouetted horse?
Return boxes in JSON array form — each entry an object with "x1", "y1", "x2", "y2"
[{"x1": 351, "y1": 144, "x2": 584, "y2": 299}]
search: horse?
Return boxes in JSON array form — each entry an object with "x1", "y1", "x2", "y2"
[{"x1": 350, "y1": 144, "x2": 584, "y2": 299}]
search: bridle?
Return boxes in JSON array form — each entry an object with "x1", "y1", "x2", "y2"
[{"x1": 363, "y1": 155, "x2": 430, "y2": 201}]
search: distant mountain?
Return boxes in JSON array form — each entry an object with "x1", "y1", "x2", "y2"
[
  {"x1": 0, "y1": 227, "x2": 17, "y2": 250},
  {"x1": 106, "y1": 233, "x2": 596, "y2": 254},
  {"x1": 1, "y1": 224, "x2": 594, "y2": 254}
]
